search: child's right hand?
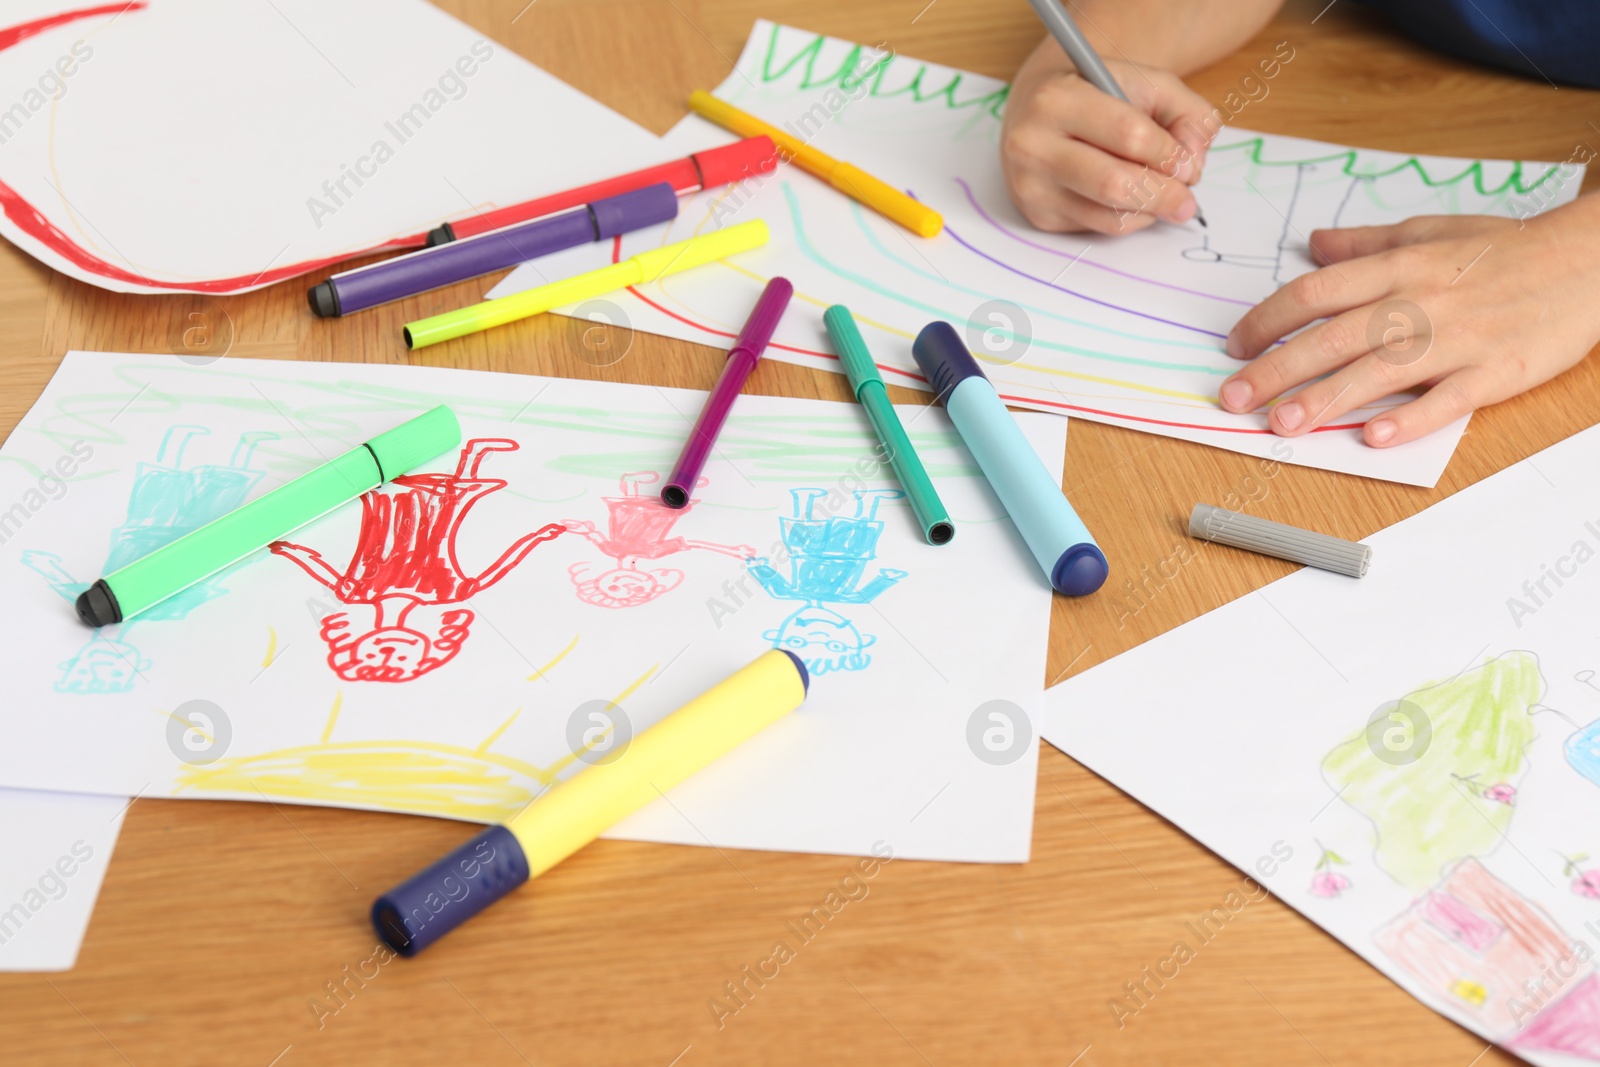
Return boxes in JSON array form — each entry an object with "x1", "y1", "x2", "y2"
[{"x1": 1001, "y1": 39, "x2": 1215, "y2": 235}]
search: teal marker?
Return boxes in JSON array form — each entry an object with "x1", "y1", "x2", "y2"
[
  {"x1": 823, "y1": 305, "x2": 954, "y2": 546},
  {"x1": 76, "y1": 406, "x2": 462, "y2": 627}
]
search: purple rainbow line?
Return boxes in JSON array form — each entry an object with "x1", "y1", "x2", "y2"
[
  {"x1": 955, "y1": 178, "x2": 1255, "y2": 308},
  {"x1": 928, "y1": 209, "x2": 1229, "y2": 340}
]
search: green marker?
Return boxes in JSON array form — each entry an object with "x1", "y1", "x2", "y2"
[
  {"x1": 76, "y1": 405, "x2": 462, "y2": 628},
  {"x1": 823, "y1": 305, "x2": 954, "y2": 546}
]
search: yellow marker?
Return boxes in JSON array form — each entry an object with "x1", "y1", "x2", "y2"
[
  {"x1": 402, "y1": 219, "x2": 770, "y2": 350},
  {"x1": 1450, "y1": 978, "x2": 1488, "y2": 1006},
  {"x1": 688, "y1": 90, "x2": 943, "y2": 239},
  {"x1": 372, "y1": 649, "x2": 810, "y2": 955}
]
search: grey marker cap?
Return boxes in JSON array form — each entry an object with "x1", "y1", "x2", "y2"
[{"x1": 1189, "y1": 503, "x2": 1370, "y2": 578}]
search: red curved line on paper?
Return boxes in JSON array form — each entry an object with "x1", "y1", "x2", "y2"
[
  {"x1": 0, "y1": 2, "x2": 140, "y2": 52},
  {"x1": 610, "y1": 237, "x2": 1364, "y2": 437},
  {"x1": 0, "y1": 178, "x2": 424, "y2": 292},
  {"x1": 0, "y1": 2, "x2": 429, "y2": 292}
]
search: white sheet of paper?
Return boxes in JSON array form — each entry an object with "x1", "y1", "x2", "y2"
[
  {"x1": 0, "y1": 788, "x2": 125, "y2": 972},
  {"x1": 0, "y1": 0, "x2": 668, "y2": 293},
  {"x1": 0, "y1": 352, "x2": 1056, "y2": 863},
  {"x1": 491, "y1": 21, "x2": 1584, "y2": 487},
  {"x1": 1040, "y1": 427, "x2": 1600, "y2": 1061}
]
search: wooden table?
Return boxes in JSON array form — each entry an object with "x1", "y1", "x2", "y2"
[{"x1": 3, "y1": 1, "x2": 1597, "y2": 1063}]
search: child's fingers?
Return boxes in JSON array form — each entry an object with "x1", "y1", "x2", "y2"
[
  {"x1": 1012, "y1": 172, "x2": 1160, "y2": 234},
  {"x1": 1309, "y1": 216, "x2": 1507, "y2": 265},
  {"x1": 1060, "y1": 86, "x2": 1201, "y2": 182},
  {"x1": 1362, "y1": 370, "x2": 1487, "y2": 446},
  {"x1": 1218, "y1": 306, "x2": 1383, "y2": 413},
  {"x1": 1265, "y1": 350, "x2": 1432, "y2": 436},
  {"x1": 1138, "y1": 70, "x2": 1217, "y2": 171},
  {"x1": 1227, "y1": 258, "x2": 1394, "y2": 360},
  {"x1": 1010, "y1": 126, "x2": 1195, "y2": 223}
]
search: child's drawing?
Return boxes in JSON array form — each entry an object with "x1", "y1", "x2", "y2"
[
  {"x1": 1309, "y1": 841, "x2": 1352, "y2": 898},
  {"x1": 1558, "y1": 853, "x2": 1600, "y2": 900},
  {"x1": 745, "y1": 488, "x2": 905, "y2": 676},
  {"x1": 1568, "y1": 717, "x2": 1600, "y2": 790},
  {"x1": 24, "y1": 425, "x2": 276, "y2": 693},
  {"x1": 1322, "y1": 652, "x2": 1541, "y2": 891},
  {"x1": 271, "y1": 438, "x2": 564, "y2": 683},
  {"x1": 562, "y1": 472, "x2": 753, "y2": 609},
  {"x1": 1374, "y1": 858, "x2": 1600, "y2": 1059}
]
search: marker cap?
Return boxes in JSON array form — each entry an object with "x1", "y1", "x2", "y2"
[
  {"x1": 823, "y1": 304, "x2": 879, "y2": 397},
  {"x1": 591, "y1": 182, "x2": 679, "y2": 240},
  {"x1": 372, "y1": 824, "x2": 530, "y2": 956},
  {"x1": 365, "y1": 405, "x2": 462, "y2": 482},
  {"x1": 911, "y1": 321, "x2": 988, "y2": 399},
  {"x1": 692, "y1": 136, "x2": 779, "y2": 188}
]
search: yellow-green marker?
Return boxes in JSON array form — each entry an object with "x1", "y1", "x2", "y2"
[
  {"x1": 822, "y1": 305, "x2": 954, "y2": 546},
  {"x1": 402, "y1": 220, "x2": 770, "y2": 350},
  {"x1": 76, "y1": 405, "x2": 461, "y2": 628}
]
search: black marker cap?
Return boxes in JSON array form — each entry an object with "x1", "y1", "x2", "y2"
[
  {"x1": 307, "y1": 280, "x2": 341, "y2": 319},
  {"x1": 372, "y1": 823, "x2": 529, "y2": 956},
  {"x1": 75, "y1": 579, "x2": 122, "y2": 628},
  {"x1": 424, "y1": 222, "x2": 456, "y2": 247}
]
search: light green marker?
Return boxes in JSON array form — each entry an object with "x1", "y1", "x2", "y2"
[
  {"x1": 822, "y1": 305, "x2": 954, "y2": 546},
  {"x1": 76, "y1": 405, "x2": 461, "y2": 627}
]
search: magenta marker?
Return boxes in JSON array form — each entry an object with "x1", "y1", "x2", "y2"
[
  {"x1": 307, "y1": 183, "x2": 679, "y2": 318},
  {"x1": 661, "y1": 277, "x2": 793, "y2": 508}
]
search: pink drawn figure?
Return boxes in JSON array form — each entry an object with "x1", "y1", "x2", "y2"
[
  {"x1": 270, "y1": 438, "x2": 564, "y2": 683},
  {"x1": 1483, "y1": 782, "x2": 1518, "y2": 805},
  {"x1": 1559, "y1": 853, "x2": 1600, "y2": 899},
  {"x1": 1309, "y1": 841, "x2": 1352, "y2": 898},
  {"x1": 562, "y1": 472, "x2": 753, "y2": 609}
]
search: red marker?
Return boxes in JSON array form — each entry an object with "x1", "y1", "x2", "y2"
[{"x1": 424, "y1": 136, "x2": 778, "y2": 246}]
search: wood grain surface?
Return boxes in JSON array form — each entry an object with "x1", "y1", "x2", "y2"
[{"x1": 2, "y1": 1, "x2": 1597, "y2": 1063}]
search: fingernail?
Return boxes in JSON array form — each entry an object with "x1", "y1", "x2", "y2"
[
  {"x1": 1168, "y1": 196, "x2": 1196, "y2": 223},
  {"x1": 1220, "y1": 378, "x2": 1252, "y2": 411},
  {"x1": 1275, "y1": 401, "x2": 1304, "y2": 431},
  {"x1": 1368, "y1": 418, "x2": 1397, "y2": 444},
  {"x1": 1225, "y1": 332, "x2": 1242, "y2": 359}
]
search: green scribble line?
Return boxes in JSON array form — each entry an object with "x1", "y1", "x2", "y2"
[
  {"x1": 757, "y1": 23, "x2": 1009, "y2": 120},
  {"x1": 755, "y1": 25, "x2": 1560, "y2": 196}
]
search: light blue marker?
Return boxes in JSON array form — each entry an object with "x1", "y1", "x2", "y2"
[{"x1": 911, "y1": 321, "x2": 1108, "y2": 596}]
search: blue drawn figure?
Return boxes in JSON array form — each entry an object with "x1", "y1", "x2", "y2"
[
  {"x1": 1568, "y1": 717, "x2": 1600, "y2": 789},
  {"x1": 745, "y1": 488, "x2": 907, "y2": 676},
  {"x1": 23, "y1": 426, "x2": 278, "y2": 694}
]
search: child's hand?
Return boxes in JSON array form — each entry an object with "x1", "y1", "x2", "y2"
[
  {"x1": 1001, "y1": 39, "x2": 1213, "y2": 234},
  {"x1": 1220, "y1": 199, "x2": 1600, "y2": 446}
]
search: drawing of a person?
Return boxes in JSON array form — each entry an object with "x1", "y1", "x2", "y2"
[
  {"x1": 271, "y1": 438, "x2": 564, "y2": 683},
  {"x1": 746, "y1": 488, "x2": 906, "y2": 676},
  {"x1": 25, "y1": 426, "x2": 277, "y2": 694},
  {"x1": 562, "y1": 472, "x2": 753, "y2": 609}
]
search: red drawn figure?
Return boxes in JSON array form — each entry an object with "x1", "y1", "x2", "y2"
[
  {"x1": 562, "y1": 472, "x2": 753, "y2": 609},
  {"x1": 271, "y1": 439, "x2": 564, "y2": 682}
]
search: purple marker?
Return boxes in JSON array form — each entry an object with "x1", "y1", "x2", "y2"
[
  {"x1": 661, "y1": 277, "x2": 793, "y2": 508},
  {"x1": 307, "y1": 183, "x2": 679, "y2": 317}
]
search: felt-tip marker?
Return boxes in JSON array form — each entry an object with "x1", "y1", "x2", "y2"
[
  {"x1": 308, "y1": 184, "x2": 679, "y2": 318},
  {"x1": 912, "y1": 321, "x2": 1108, "y2": 595},
  {"x1": 823, "y1": 304, "x2": 953, "y2": 545},
  {"x1": 74, "y1": 406, "x2": 461, "y2": 627},
  {"x1": 372, "y1": 648, "x2": 809, "y2": 956}
]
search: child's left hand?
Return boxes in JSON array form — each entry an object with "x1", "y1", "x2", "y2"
[{"x1": 1218, "y1": 196, "x2": 1600, "y2": 446}]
